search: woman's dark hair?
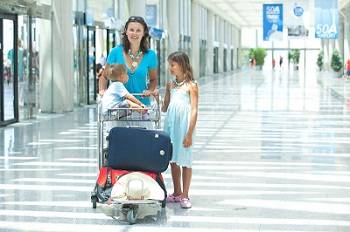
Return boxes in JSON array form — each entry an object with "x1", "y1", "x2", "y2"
[
  {"x1": 122, "y1": 16, "x2": 150, "y2": 54},
  {"x1": 168, "y1": 51, "x2": 194, "y2": 81}
]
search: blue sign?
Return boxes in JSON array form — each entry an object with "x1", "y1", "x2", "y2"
[
  {"x1": 293, "y1": 6, "x2": 304, "y2": 17},
  {"x1": 315, "y1": 0, "x2": 338, "y2": 39},
  {"x1": 263, "y1": 4, "x2": 283, "y2": 41},
  {"x1": 149, "y1": 27, "x2": 164, "y2": 40},
  {"x1": 145, "y1": 5, "x2": 157, "y2": 26}
]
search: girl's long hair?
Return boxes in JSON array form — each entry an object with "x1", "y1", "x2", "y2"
[
  {"x1": 121, "y1": 16, "x2": 150, "y2": 54},
  {"x1": 168, "y1": 51, "x2": 194, "y2": 81}
]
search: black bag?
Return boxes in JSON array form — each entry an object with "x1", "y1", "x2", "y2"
[{"x1": 107, "y1": 127, "x2": 172, "y2": 173}]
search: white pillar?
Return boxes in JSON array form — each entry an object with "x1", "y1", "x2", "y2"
[
  {"x1": 129, "y1": 0, "x2": 146, "y2": 17},
  {"x1": 344, "y1": 9, "x2": 350, "y2": 62},
  {"x1": 228, "y1": 25, "x2": 232, "y2": 71},
  {"x1": 167, "y1": 0, "x2": 179, "y2": 53},
  {"x1": 40, "y1": 0, "x2": 74, "y2": 113},
  {"x1": 218, "y1": 19, "x2": 224, "y2": 73},
  {"x1": 118, "y1": 0, "x2": 129, "y2": 22},
  {"x1": 237, "y1": 29, "x2": 241, "y2": 69},
  {"x1": 339, "y1": 16, "x2": 345, "y2": 73},
  {"x1": 191, "y1": 2, "x2": 200, "y2": 79},
  {"x1": 207, "y1": 11, "x2": 214, "y2": 75}
]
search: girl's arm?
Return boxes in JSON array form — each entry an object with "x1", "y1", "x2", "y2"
[
  {"x1": 161, "y1": 82, "x2": 171, "y2": 112},
  {"x1": 183, "y1": 82, "x2": 199, "y2": 148}
]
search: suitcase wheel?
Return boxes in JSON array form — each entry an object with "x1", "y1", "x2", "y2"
[{"x1": 91, "y1": 195, "x2": 97, "y2": 209}]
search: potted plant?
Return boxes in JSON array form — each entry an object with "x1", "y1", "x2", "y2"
[
  {"x1": 248, "y1": 48, "x2": 255, "y2": 67},
  {"x1": 331, "y1": 50, "x2": 343, "y2": 77},
  {"x1": 290, "y1": 49, "x2": 300, "y2": 70},
  {"x1": 316, "y1": 51, "x2": 324, "y2": 71},
  {"x1": 254, "y1": 47, "x2": 267, "y2": 69}
]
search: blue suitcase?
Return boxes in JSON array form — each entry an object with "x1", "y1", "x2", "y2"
[{"x1": 107, "y1": 127, "x2": 172, "y2": 173}]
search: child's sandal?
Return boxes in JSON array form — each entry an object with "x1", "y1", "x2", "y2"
[
  {"x1": 180, "y1": 198, "x2": 192, "y2": 209},
  {"x1": 166, "y1": 194, "x2": 181, "y2": 203}
]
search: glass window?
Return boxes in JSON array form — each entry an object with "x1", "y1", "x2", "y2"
[
  {"x1": 241, "y1": 28, "x2": 256, "y2": 48},
  {"x1": 146, "y1": 0, "x2": 159, "y2": 27},
  {"x1": 86, "y1": 0, "x2": 114, "y2": 26}
]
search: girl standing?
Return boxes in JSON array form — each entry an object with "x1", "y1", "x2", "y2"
[{"x1": 162, "y1": 51, "x2": 199, "y2": 209}]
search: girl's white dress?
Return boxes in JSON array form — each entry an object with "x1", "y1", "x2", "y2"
[{"x1": 164, "y1": 87, "x2": 193, "y2": 168}]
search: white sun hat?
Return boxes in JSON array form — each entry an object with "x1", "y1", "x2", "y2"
[{"x1": 111, "y1": 172, "x2": 164, "y2": 201}]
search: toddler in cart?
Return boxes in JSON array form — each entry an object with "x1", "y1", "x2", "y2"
[{"x1": 102, "y1": 64, "x2": 147, "y2": 117}]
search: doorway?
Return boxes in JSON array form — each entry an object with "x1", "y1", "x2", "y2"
[
  {"x1": 86, "y1": 27, "x2": 116, "y2": 104},
  {"x1": 0, "y1": 14, "x2": 18, "y2": 126},
  {"x1": 213, "y1": 47, "x2": 219, "y2": 73}
]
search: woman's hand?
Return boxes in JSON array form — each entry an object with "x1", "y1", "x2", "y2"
[{"x1": 143, "y1": 89, "x2": 159, "y2": 98}]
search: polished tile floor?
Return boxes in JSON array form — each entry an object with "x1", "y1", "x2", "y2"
[{"x1": 1, "y1": 69, "x2": 350, "y2": 232}]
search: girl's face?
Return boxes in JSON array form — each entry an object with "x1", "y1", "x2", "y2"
[
  {"x1": 168, "y1": 60, "x2": 183, "y2": 77},
  {"x1": 125, "y1": 22, "x2": 144, "y2": 45}
]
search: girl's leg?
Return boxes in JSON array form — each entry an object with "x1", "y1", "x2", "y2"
[
  {"x1": 170, "y1": 162, "x2": 182, "y2": 196},
  {"x1": 181, "y1": 167, "x2": 192, "y2": 199}
]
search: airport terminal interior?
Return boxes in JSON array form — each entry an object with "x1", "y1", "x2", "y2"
[{"x1": 1, "y1": 0, "x2": 350, "y2": 231}]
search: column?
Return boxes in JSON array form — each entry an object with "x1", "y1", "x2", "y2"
[
  {"x1": 343, "y1": 9, "x2": 350, "y2": 65},
  {"x1": 218, "y1": 18, "x2": 224, "y2": 73},
  {"x1": 40, "y1": 0, "x2": 74, "y2": 113},
  {"x1": 322, "y1": 39, "x2": 329, "y2": 69},
  {"x1": 118, "y1": 0, "x2": 129, "y2": 22},
  {"x1": 191, "y1": 2, "x2": 200, "y2": 78},
  {"x1": 129, "y1": 0, "x2": 146, "y2": 17},
  {"x1": 167, "y1": 0, "x2": 179, "y2": 53},
  {"x1": 236, "y1": 29, "x2": 241, "y2": 69},
  {"x1": 206, "y1": 11, "x2": 213, "y2": 75}
]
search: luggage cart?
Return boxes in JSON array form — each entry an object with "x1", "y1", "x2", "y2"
[{"x1": 91, "y1": 94, "x2": 166, "y2": 224}]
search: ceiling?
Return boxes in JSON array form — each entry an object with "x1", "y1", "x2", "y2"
[{"x1": 195, "y1": 0, "x2": 350, "y2": 29}]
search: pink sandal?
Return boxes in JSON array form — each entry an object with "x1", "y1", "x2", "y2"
[
  {"x1": 166, "y1": 194, "x2": 182, "y2": 203},
  {"x1": 180, "y1": 198, "x2": 192, "y2": 209}
]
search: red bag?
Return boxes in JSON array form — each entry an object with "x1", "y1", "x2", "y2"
[{"x1": 94, "y1": 167, "x2": 166, "y2": 203}]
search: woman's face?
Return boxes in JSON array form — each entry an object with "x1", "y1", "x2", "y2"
[
  {"x1": 168, "y1": 60, "x2": 183, "y2": 77},
  {"x1": 125, "y1": 22, "x2": 145, "y2": 45}
]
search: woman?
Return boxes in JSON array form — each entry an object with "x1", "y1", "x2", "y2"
[{"x1": 99, "y1": 16, "x2": 158, "y2": 105}]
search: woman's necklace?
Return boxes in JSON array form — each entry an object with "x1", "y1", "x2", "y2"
[{"x1": 128, "y1": 49, "x2": 142, "y2": 69}]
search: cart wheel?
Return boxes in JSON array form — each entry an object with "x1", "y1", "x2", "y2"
[
  {"x1": 103, "y1": 148, "x2": 108, "y2": 166},
  {"x1": 156, "y1": 208, "x2": 167, "y2": 223},
  {"x1": 126, "y1": 209, "x2": 137, "y2": 224},
  {"x1": 91, "y1": 196, "x2": 97, "y2": 209}
]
